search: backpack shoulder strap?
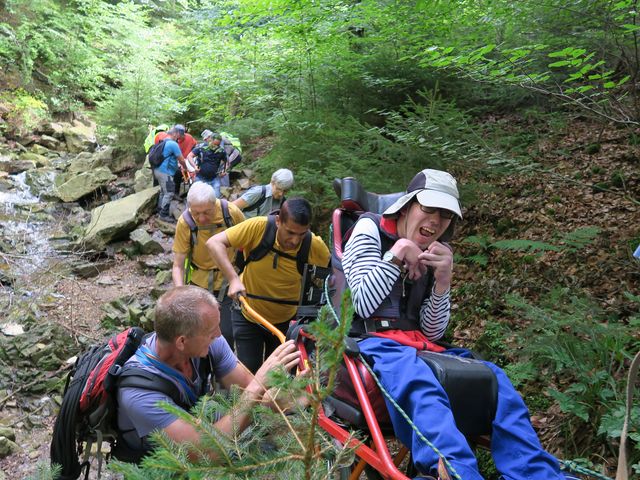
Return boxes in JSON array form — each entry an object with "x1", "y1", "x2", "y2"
[
  {"x1": 118, "y1": 368, "x2": 190, "y2": 410},
  {"x1": 181, "y1": 209, "x2": 199, "y2": 284},
  {"x1": 182, "y1": 208, "x2": 198, "y2": 235},
  {"x1": 245, "y1": 185, "x2": 268, "y2": 214},
  {"x1": 245, "y1": 214, "x2": 277, "y2": 266},
  {"x1": 219, "y1": 199, "x2": 233, "y2": 228},
  {"x1": 118, "y1": 352, "x2": 214, "y2": 408},
  {"x1": 296, "y1": 231, "x2": 312, "y2": 275},
  {"x1": 197, "y1": 353, "x2": 214, "y2": 396},
  {"x1": 183, "y1": 209, "x2": 199, "y2": 249}
]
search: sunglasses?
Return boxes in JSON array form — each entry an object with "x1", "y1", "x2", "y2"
[{"x1": 418, "y1": 204, "x2": 456, "y2": 219}]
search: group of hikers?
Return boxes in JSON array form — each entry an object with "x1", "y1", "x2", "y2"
[
  {"x1": 117, "y1": 132, "x2": 580, "y2": 479},
  {"x1": 144, "y1": 124, "x2": 243, "y2": 223}
]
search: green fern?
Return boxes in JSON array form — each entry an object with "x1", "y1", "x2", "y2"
[
  {"x1": 461, "y1": 234, "x2": 492, "y2": 248},
  {"x1": 505, "y1": 289, "x2": 639, "y2": 460},
  {"x1": 466, "y1": 253, "x2": 489, "y2": 266},
  {"x1": 490, "y1": 239, "x2": 561, "y2": 253},
  {"x1": 558, "y1": 226, "x2": 601, "y2": 251}
]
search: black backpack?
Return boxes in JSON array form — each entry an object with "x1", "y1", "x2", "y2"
[
  {"x1": 50, "y1": 328, "x2": 212, "y2": 480},
  {"x1": 147, "y1": 139, "x2": 167, "y2": 169},
  {"x1": 237, "y1": 213, "x2": 311, "y2": 276}
]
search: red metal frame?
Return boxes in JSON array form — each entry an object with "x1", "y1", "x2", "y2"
[
  {"x1": 296, "y1": 330, "x2": 410, "y2": 480},
  {"x1": 331, "y1": 208, "x2": 345, "y2": 259}
]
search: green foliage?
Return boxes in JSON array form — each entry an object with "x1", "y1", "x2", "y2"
[
  {"x1": 506, "y1": 288, "x2": 639, "y2": 460},
  {"x1": 459, "y1": 226, "x2": 600, "y2": 266},
  {"x1": 472, "y1": 318, "x2": 509, "y2": 362},
  {"x1": 376, "y1": 88, "x2": 492, "y2": 169},
  {"x1": 0, "y1": 88, "x2": 48, "y2": 136},
  {"x1": 558, "y1": 226, "x2": 601, "y2": 252},
  {"x1": 0, "y1": 0, "x2": 178, "y2": 116},
  {"x1": 254, "y1": 86, "x2": 498, "y2": 218},
  {"x1": 95, "y1": 57, "x2": 180, "y2": 153},
  {"x1": 254, "y1": 110, "x2": 409, "y2": 214},
  {"x1": 23, "y1": 462, "x2": 58, "y2": 480},
  {"x1": 490, "y1": 239, "x2": 560, "y2": 253},
  {"x1": 502, "y1": 360, "x2": 537, "y2": 389}
]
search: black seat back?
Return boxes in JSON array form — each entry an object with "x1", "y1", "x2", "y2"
[{"x1": 330, "y1": 178, "x2": 404, "y2": 317}]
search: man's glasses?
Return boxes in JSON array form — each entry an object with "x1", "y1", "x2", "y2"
[{"x1": 419, "y1": 205, "x2": 455, "y2": 219}]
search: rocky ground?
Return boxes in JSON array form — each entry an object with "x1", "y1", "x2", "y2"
[
  {"x1": 0, "y1": 116, "x2": 638, "y2": 479},
  {"x1": 0, "y1": 119, "x2": 256, "y2": 478},
  {"x1": 0, "y1": 260, "x2": 155, "y2": 480}
]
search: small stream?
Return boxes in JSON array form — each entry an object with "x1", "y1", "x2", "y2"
[
  {"x1": 0, "y1": 172, "x2": 63, "y2": 284},
  {"x1": 0, "y1": 172, "x2": 39, "y2": 208}
]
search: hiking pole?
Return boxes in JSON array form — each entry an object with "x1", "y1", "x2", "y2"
[{"x1": 237, "y1": 294, "x2": 286, "y2": 344}]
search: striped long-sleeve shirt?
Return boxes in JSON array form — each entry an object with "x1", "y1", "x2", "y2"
[{"x1": 342, "y1": 217, "x2": 450, "y2": 341}]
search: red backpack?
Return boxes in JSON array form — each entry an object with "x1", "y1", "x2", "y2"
[{"x1": 50, "y1": 327, "x2": 193, "y2": 479}]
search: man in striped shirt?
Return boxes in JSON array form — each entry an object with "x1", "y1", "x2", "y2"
[{"x1": 342, "y1": 169, "x2": 571, "y2": 480}]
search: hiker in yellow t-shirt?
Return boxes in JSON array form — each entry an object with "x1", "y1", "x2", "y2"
[
  {"x1": 172, "y1": 182, "x2": 245, "y2": 347},
  {"x1": 206, "y1": 197, "x2": 330, "y2": 373}
]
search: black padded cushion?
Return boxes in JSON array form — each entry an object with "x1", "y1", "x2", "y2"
[
  {"x1": 334, "y1": 177, "x2": 405, "y2": 215},
  {"x1": 417, "y1": 351, "x2": 497, "y2": 437}
]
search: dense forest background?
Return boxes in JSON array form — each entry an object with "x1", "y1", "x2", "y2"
[{"x1": 1, "y1": 0, "x2": 639, "y2": 478}]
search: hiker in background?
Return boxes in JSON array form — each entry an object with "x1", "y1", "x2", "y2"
[
  {"x1": 233, "y1": 168, "x2": 293, "y2": 218},
  {"x1": 342, "y1": 168, "x2": 575, "y2": 480},
  {"x1": 154, "y1": 124, "x2": 197, "y2": 195},
  {"x1": 173, "y1": 124, "x2": 198, "y2": 195},
  {"x1": 218, "y1": 132, "x2": 243, "y2": 189},
  {"x1": 154, "y1": 126, "x2": 186, "y2": 223},
  {"x1": 171, "y1": 182, "x2": 245, "y2": 347},
  {"x1": 186, "y1": 130, "x2": 228, "y2": 198},
  {"x1": 144, "y1": 123, "x2": 168, "y2": 153},
  {"x1": 206, "y1": 197, "x2": 330, "y2": 373},
  {"x1": 116, "y1": 285, "x2": 301, "y2": 462}
]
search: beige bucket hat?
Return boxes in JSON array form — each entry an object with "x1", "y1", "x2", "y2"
[{"x1": 383, "y1": 169, "x2": 462, "y2": 220}]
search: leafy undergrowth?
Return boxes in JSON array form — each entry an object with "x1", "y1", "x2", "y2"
[{"x1": 449, "y1": 114, "x2": 640, "y2": 476}]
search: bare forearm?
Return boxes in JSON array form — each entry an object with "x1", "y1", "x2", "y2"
[
  {"x1": 172, "y1": 266, "x2": 185, "y2": 286},
  {"x1": 232, "y1": 198, "x2": 248, "y2": 210},
  {"x1": 206, "y1": 238, "x2": 239, "y2": 283},
  {"x1": 214, "y1": 385, "x2": 262, "y2": 436},
  {"x1": 172, "y1": 253, "x2": 187, "y2": 286}
]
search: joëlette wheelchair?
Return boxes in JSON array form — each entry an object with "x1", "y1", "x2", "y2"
[{"x1": 240, "y1": 177, "x2": 498, "y2": 480}]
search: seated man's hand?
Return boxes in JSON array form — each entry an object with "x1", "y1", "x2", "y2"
[
  {"x1": 392, "y1": 238, "x2": 427, "y2": 280},
  {"x1": 254, "y1": 340, "x2": 300, "y2": 387}
]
